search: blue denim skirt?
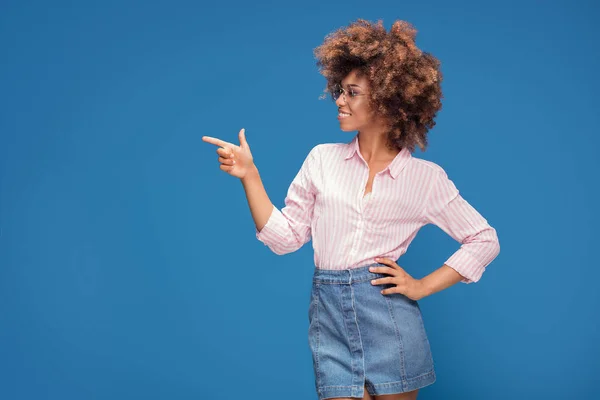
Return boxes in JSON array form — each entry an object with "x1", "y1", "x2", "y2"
[{"x1": 308, "y1": 262, "x2": 436, "y2": 399}]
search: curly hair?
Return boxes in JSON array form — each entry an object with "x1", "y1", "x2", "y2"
[{"x1": 314, "y1": 19, "x2": 443, "y2": 153}]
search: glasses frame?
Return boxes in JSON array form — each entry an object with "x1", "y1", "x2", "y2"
[{"x1": 330, "y1": 84, "x2": 366, "y2": 103}]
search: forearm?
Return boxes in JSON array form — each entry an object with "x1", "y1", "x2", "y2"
[
  {"x1": 240, "y1": 164, "x2": 275, "y2": 232},
  {"x1": 419, "y1": 264, "x2": 464, "y2": 297}
]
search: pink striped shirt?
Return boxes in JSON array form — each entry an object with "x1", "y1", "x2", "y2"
[{"x1": 255, "y1": 134, "x2": 500, "y2": 283}]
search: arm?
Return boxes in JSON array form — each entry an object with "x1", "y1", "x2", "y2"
[
  {"x1": 421, "y1": 168, "x2": 501, "y2": 286},
  {"x1": 419, "y1": 264, "x2": 465, "y2": 297},
  {"x1": 246, "y1": 146, "x2": 319, "y2": 255},
  {"x1": 241, "y1": 165, "x2": 276, "y2": 232}
]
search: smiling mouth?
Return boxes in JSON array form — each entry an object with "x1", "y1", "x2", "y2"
[{"x1": 338, "y1": 112, "x2": 351, "y2": 118}]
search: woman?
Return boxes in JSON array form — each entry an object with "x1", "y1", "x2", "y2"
[{"x1": 202, "y1": 19, "x2": 500, "y2": 400}]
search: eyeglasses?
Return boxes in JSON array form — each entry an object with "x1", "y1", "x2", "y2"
[{"x1": 330, "y1": 84, "x2": 366, "y2": 103}]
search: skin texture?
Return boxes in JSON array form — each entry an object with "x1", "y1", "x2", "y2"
[
  {"x1": 335, "y1": 69, "x2": 398, "y2": 162},
  {"x1": 335, "y1": 69, "x2": 399, "y2": 163}
]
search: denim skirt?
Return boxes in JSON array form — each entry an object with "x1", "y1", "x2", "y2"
[{"x1": 308, "y1": 262, "x2": 436, "y2": 399}]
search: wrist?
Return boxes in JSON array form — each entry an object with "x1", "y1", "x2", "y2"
[
  {"x1": 417, "y1": 278, "x2": 431, "y2": 299},
  {"x1": 241, "y1": 164, "x2": 259, "y2": 183}
]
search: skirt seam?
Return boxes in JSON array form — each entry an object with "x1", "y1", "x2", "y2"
[
  {"x1": 350, "y1": 280, "x2": 366, "y2": 389},
  {"x1": 315, "y1": 283, "x2": 322, "y2": 390},
  {"x1": 339, "y1": 283, "x2": 356, "y2": 381},
  {"x1": 384, "y1": 294, "x2": 407, "y2": 385}
]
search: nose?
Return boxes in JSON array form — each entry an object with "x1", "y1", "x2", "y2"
[{"x1": 335, "y1": 92, "x2": 347, "y2": 107}]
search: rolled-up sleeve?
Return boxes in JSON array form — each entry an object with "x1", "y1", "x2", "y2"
[
  {"x1": 255, "y1": 145, "x2": 319, "y2": 255},
  {"x1": 421, "y1": 168, "x2": 500, "y2": 284}
]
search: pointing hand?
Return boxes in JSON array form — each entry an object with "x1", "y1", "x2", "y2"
[{"x1": 202, "y1": 128, "x2": 255, "y2": 179}]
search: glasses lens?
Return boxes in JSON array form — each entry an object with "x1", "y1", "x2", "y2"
[
  {"x1": 330, "y1": 88, "x2": 339, "y2": 101},
  {"x1": 330, "y1": 86, "x2": 343, "y2": 102}
]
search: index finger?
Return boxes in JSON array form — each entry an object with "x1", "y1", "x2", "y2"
[
  {"x1": 202, "y1": 136, "x2": 233, "y2": 148},
  {"x1": 369, "y1": 266, "x2": 395, "y2": 275}
]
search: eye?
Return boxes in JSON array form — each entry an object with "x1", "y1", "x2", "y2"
[{"x1": 349, "y1": 89, "x2": 361, "y2": 97}]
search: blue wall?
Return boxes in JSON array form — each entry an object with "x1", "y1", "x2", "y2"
[{"x1": 1, "y1": 1, "x2": 598, "y2": 399}]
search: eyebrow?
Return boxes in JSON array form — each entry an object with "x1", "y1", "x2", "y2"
[{"x1": 341, "y1": 83, "x2": 362, "y2": 89}]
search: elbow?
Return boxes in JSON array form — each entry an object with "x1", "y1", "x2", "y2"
[
  {"x1": 490, "y1": 228, "x2": 501, "y2": 259},
  {"x1": 256, "y1": 223, "x2": 309, "y2": 255},
  {"x1": 273, "y1": 229, "x2": 309, "y2": 255},
  {"x1": 476, "y1": 226, "x2": 500, "y2": 259},
  {"x1": 479, "y1": 230, "x2": 500, "y2": 268},
  {"x1": 463, "y1": 228, "x2": 500, "y2": 264},
  {"x1": 270, "y1": 240, "x2": 303, "y2": 256},
  {"x1": 272, "y1": 247, "x2": 294, "y2": 256}
]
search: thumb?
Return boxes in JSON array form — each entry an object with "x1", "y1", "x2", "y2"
[{"x1": 239, "y1": 128, "x2": 248, "y2": 148}]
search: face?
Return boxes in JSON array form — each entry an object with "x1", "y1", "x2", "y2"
[{"x1": 334, "y1": 69, "x2": 380, "y2": 132}]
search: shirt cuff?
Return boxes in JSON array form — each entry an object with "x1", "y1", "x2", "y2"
[
  {"x1": 444, "y1": 249, "x2": 486, "y2": 284},
  {"x1": 255, "y1": 204, "x2": 288, "y2": 246}
]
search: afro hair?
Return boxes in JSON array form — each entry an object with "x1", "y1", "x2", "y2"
[{"x1": 314, "y1": 19, "x2": 443, "y2": 152}]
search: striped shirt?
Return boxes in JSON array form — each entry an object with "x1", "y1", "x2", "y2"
[{"x1": 255, "y1": 134, "x2": 500, "y2": 283}]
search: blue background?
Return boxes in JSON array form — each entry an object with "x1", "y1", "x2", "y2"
[{"x1": 1, "y1": 0, "x2": 598, "y2": 399}]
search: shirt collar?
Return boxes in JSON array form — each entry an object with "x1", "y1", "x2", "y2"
[{"x1": 344, "y1": 134, "x2": 411, "y2": 179}]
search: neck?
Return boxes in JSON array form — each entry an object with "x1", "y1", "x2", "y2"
[{"x1": 357, "y1": 126, "x2": 398, "y2": 162}]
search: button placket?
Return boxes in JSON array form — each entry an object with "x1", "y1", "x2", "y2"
[{"x1": 350, "y1": 169, "x2": 368, "y2": 261}]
